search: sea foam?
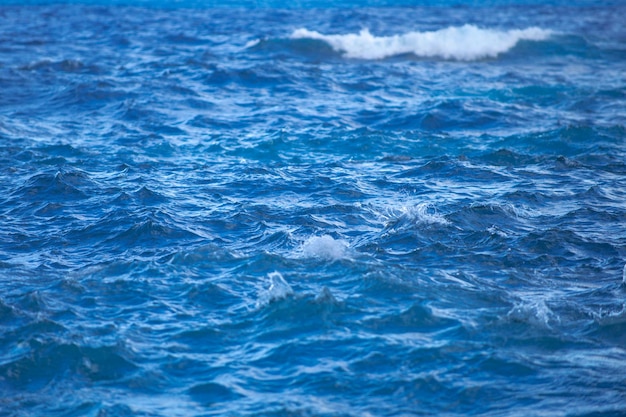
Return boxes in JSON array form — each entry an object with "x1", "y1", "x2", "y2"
[
  {"x1": 301, "y1": 235, "x2": 350, "y2": 260},
  {"x1": 290, "y1": 25, "x2": 552, "y2": 60}
]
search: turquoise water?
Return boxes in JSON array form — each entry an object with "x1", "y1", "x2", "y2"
[{"x1": 1, "y1": 1, "x2": 625, "y2": 416}]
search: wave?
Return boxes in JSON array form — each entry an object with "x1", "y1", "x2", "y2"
[
  {"x1": 289, "y1": 25, "x2": 552, "y2": 60},
  {"x1": 380, "y1": 202, "x2": 450, "y2": 228}
]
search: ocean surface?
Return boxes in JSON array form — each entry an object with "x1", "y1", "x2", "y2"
[{"x1": 1, "y1": 0, "x2": 626, "y2": 416}]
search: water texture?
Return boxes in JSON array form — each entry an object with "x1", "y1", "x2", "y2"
[{"x1": 1, "y1": 1, "x2": 625, "y2": 416}]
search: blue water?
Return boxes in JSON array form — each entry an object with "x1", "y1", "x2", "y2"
[{"x1": 1, "y1": 1, "x2": 626, "y2": 416}]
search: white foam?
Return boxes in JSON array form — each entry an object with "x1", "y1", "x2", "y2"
[
  {"x1": 301, "y1": 235, "x2": 349, "y2": 260},
  {"x1": 290, "y1": 25, "x2": 552, "y2": 61}
]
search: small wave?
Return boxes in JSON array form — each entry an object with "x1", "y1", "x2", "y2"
[
  {"x1": 0, "y1": 339, "x2": 138, "y2": 390},
  {"x1": 362, "y1": 302, "x2": 459, "y2": 333},
  {"x1": 447, "y1": 202, "x2": 535, "y2": 235},
  {"x1": 13, "y1": 170, "x2": 94, "y2": 202},
  {"x1": 381, "y1": 203, "x2": 450, "y2": 227},
  {"x1": 132, "y1": 186, "x2": 168, "y2": 205},
  {"x1": 290, "y1": 25, "x2": 552, "y2": 60},
  {"x1": 188, "y1": 381, "x2": 242, "y2": 405},
  {"x1": 20, "y1": 59, "x2": 99, "y2": 74}
]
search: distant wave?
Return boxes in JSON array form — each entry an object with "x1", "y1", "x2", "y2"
[{"x1": 289, "y1": 25, "x2": 552, "y2": 60}]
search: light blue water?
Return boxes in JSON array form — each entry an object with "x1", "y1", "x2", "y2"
[{"x1": 1, "y1": 1, "x2": 626, "y2": 416}]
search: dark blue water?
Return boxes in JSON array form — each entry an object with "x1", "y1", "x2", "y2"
[{"x1": 1, "y1": 1, "x2": 626, "y2": 416}]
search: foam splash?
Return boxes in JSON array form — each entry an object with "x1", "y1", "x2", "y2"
[
  {"x1": 301, "y1": 235, "x2": 349, "y2": 260},
  {"x1": 290, "y1": 25, "x2": 552, "y2": 60}
]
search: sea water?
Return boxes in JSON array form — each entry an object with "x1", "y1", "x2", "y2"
[{"x1": 0, "y1": 0, "x2": 625, "y2": 416}]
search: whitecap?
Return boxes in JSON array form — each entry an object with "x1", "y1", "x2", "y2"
[
  {"x1": 374, "y1": 202, "x2": 450, "y2": 233},
  {"x1": 508, "y1": 298, "x2": 559, "y2": 329},
  {"x1": 290, "y1": 25, "x2": 552, "y2": 61},
  {"x1": 301, "y1": 235, "x2": 350, "y2": 260},
  {"x1": 595, "y1": 305, "x2": 626, "y2": 326},
  {"x1": 256, "y1": 271, "x2": 293, "y2": 308},
  {"x1": 244, "y1": 39, "x2": 260, "y2": 49},
  {"x1": 487, "y1": 225, "x2": 508, "y2": 237},
  {"x1": 404, "y1": 202, "x2": 450, "y2": 226}
]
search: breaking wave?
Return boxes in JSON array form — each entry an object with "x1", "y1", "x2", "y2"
[{"x1": 290, "y1": 25, "x2": 553, "y2": 60}]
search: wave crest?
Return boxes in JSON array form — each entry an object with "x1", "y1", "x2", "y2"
[{"x1": 290, "y1": 25, "x2": 552, "y2": 60}]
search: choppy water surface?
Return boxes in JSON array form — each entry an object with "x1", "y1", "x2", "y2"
[{"x1": 1, "y1": 1, "x2": 625, "y2": 416}]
